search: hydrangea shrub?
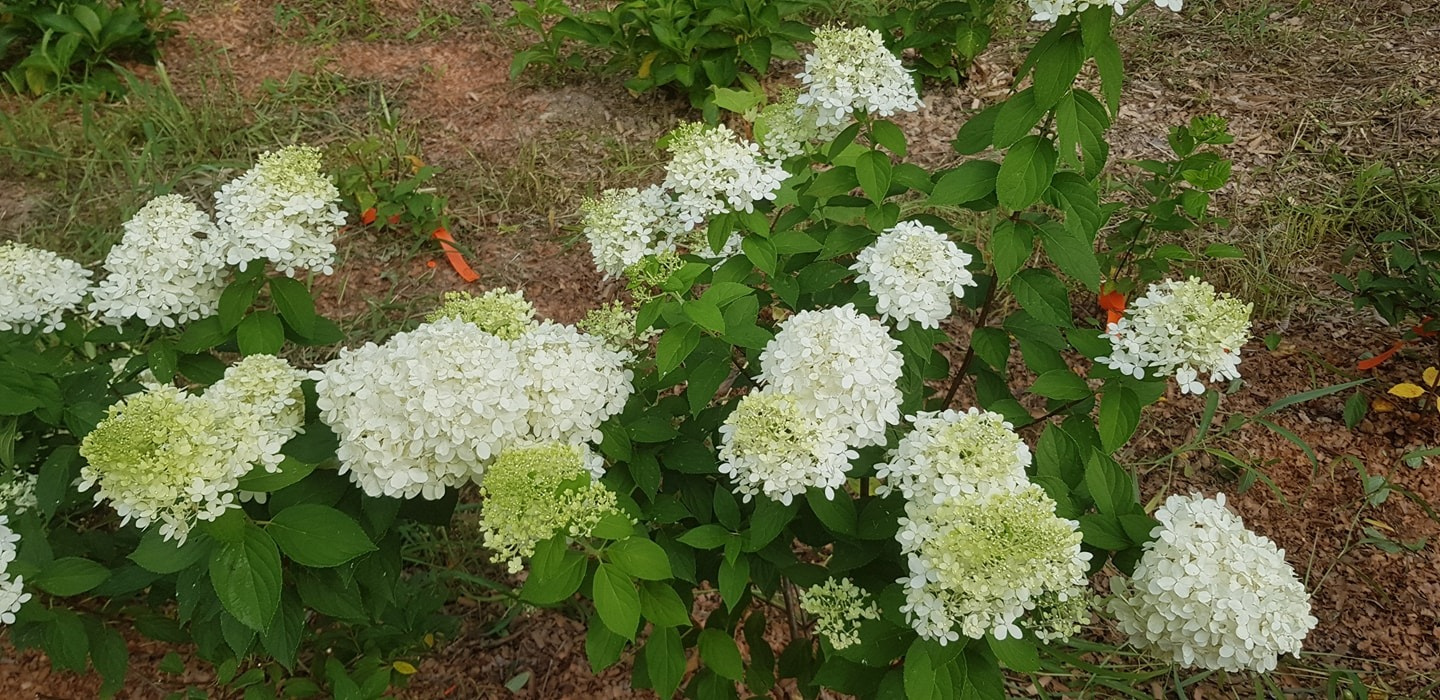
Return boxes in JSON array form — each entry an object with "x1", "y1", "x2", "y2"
[{"x1": 0, "y1": 3, "x2": 1329, "y2": 699}]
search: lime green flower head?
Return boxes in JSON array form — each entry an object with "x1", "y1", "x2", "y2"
[
  {"x1": 477, "y1": 442, "x2": 620, "y2": 573},
  {"x1": 427, "y1": 288, "x2": 538, "y2": 340}
]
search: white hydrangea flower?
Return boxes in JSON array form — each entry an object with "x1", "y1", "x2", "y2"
[
  {"x1": 875, "y1": 408, "x2": 1031, "y2": 505},
  {"x1": 315, "y1": 317, "x2": 533, "y2": 500},
  {"x1": 1108, "y1": 493, "x2": 1317, "y2": 673},
  {"x1": 1098, "y1": 278, "x2": 1253, "y2": 395},
  {"x1": 852, "y1": 221, "x2": 975, "y2": 330},
  {"x1": 77, "y1": 385, "x2": 268, "y2": 542},
  {"x1": 755, "y1": 90, "x2": 844, "y2": 161},
  {"x1": 513, "y1": 322, "x2": 634, "y2": 445},
  {"x1": 756, "y1": 304, "x2": 903, "y2": 447},
  {"x1": 0, "y1": 241, "x2": 92, "y2": 334},
  {"x1": 0, "y1": 516, "x2": 28, "y2": 625},
  {"x1": 718, "y1": 391, "x2": 858, "y2": 505},
  {"x1": 205, "y1": 354, "x2": 308, "y2": 473},
  {"x1": 214, "y1": 146, "x2": 346, "y2": 276},
  {"x1": 897, "y1": 484, "x2": 1091, "y2": 644},
  {"x1": 1027, "y1": 0, "x2": 1178, "y2": 23},
  {"x1": 799, "y1": 578, "x2": 881, "y2": 650},
  {"x1": 0, "y1": 473, "x2": 38, "y2": 516},
  {"x1": 578, "y1": 301, "x2": 655, "y2": 357},
  {"x1": 477, "y1": 441, "x2": 620, "y2": 573},
  {"x1": 662, "y1": 122, "x2": 788, "y2": 230},
  {"x1": 582, "y1": 185, "x2": 684, "y2": 278},
  {"x1": 427, "y1": 288, "x2": 539, "y2": 340},
  {"x1": 89, "y1": 195, "x2": 227, "y2": 328},
  {"x1": 796, "y1": 26, "x2": 923, "y2": 128}
]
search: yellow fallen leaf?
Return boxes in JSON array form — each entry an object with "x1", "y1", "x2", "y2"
[
  {"x1": 1425, "y1": 366, "x2": 1439, "y2": 387},
  {"x1": 638, "y1": 51, "x2": 659, "y2": 79},
  {"x1": 403, "y1": 154, "x2": 425, "y2": 174},
  {"x1": 393, "y1": 660, "x2": 418, "y2": 675},
  {"x1": 1364, "y1": 518, "x2": 1394, "y2": 532},
  {"x1": 424, "y1": 632, "x2": 435, "y2": 648},
  {"x1": 1372, "y1": 397, "x2": 1397, "y2": 413},
  {"x1": 1389, "y1": 382, "x2": 1426, "y2": 399}
]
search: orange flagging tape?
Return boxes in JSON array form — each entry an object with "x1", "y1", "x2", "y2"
[{"x1": 431, "y1": 227, "x2": 479, "y2": 283}]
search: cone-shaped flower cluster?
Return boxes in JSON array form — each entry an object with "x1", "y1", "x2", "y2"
[
  {"x1": 0, "y1": 241, "x2": 92, "y2": 333},
  {"x1": 1099, "y1": 278, "x2": 1252, "y2": 395}
]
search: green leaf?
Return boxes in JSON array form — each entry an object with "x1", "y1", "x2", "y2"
[
  {"x1": 44, "y1": 609, "x2": 90, "y2": 672},
  {"x1": 33, "y1": 557, "x2": 110, "y2": 596},
  {"x1": 746, "y1": 498, "x2": 796, "y2": 551},
  {"x1": 993, "y1": 90, "x2": 1045, "y2": 149},
  {"x1": 656, "y1": 323, "x2": 701, "y2": 375},
  {"x1": 646, "y1": 625, "x2": 686, "y2": 698},
  {"x1": 678, "y1": 524, "x2": 732, "y2": 549},
  {"x1": 717, "y1": 555, "x2": 749, "y2": 610},
  {"x1": 237, "y1": 457, "x2": 316, "y2": 493},
  {"x1": 807, "y1": 489, "x2": 856, "y2": 536},
  {"x1": 176, "y1": 316, "x2": 228, "y2": 353},
  {"x1": 970, "y1": 327, "x2": 1012, "y2": 371},
  {"x1": 856, "y1": 149, "x2": 893, "y2": 203},
  {"x1": 743, "y1": 236, "x2": 778, "y2": 276},
  {"x1": 86, "y1": 619, "x2": 129, "y2": 698},
  {"x1": 586, "y1": 622, "x2": 628, "y2": 674},
  {"x1": 269, "y1": 276, "x2": 317, "y2": 335},
  {"x1": 987, "y1": 634, "x2": 1040, "y2": 672},
  {"x1": 592, "y1": 563, "x2": 641, "y2": 640},
  {"x1": 954, "y1": 103, "x2": 1002, "y2": 154},
  {"x1": 1011, "y1": 270, "x2": 1073, "y2": 327},
  {"x1": 267, "y1": 504, "x2": 377, "y2": 568},
  {"x1": 1098, "y1": 385, "x2": 1141, "y2": 453},
  {"x1": 608, "y1": 537, "x2": 673, "y2": 581},
  {"x1": 1343, "y1": 390, "x2": 1368, "y2": 429},
  {"x1": 521, "y1": 538, "x2": 587, "y2": 604},
  {"x1": 639, "y1": 580, "x2": 692, "y2": 628},
  {"x1": 1085, "y1": 451, "x2": 1134, "y2": 515},
  {"x1": 683, "y1": 299, "x2": 726, "y2": 333},
  {"x1": 237, "y1": 311, "x2": 285, "y2": 356},
  {"x1": 989, "y1": 220, "x2": 1034, "y2": 283},
  {"x1": 209, "y1": 523, "x2": 283, "y2": 632},
  {"x1": 1029, "y1": 370, "x2": 1090, "y2": 400},
  {"x1": 130, "y1": 530, "x2": 208, "y2": 574},
  {"x1": 928, "y1": 161, "x2": 999, "y2": 206},
  {"x1": 871, "y1": 120, "x2": 908, "y2": 157},
  {"x1": 1257, "y1": 378, "x2": 1369, "y2": 417},
  {"x1": 1038, "y1": 220, "x2": 1101, "y2": 292},
  {"x1": 219, "y1": 275, "x2": 263, "y2": 332},
  {"x1": 699, "y1": 628, "x2": 745, "y2": 681},
  {"x1": 1031, "y1": 32, "x2": 1085, "y2": 110},
  {"x1": 686, "y1": 356, "x2": 731, "y2": 416},
  {"x1": 997, "y1": 136, "x2": 1057, "y2": 211}
]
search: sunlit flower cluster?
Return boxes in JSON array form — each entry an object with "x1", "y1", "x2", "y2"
[
  {"x1": 0, "y1": 241, "x2": 92, "y2": 334},
  {"x1": 718, "y1": 392, "x2": 857, "y2": 505},
  {"x1": 852, "y1": 221, "x2": 975, "y2": 330},
  {"x1": 315, "y1": 317, "x2": 532, "y2": 500},
  {"x1": 756, "y1": 304, "x2": 903, "y2": 447},
  {"x1": 89, "y1": 195, "x2": 227, "y2": 328},
  {"x1": 799, "y1": 578, "x2": 881, "y2": 650},
  {"x1": 1108, "y1": 493, "x2": 1316, "y2": 672},
  {"x1": 316, "y1": 308, "x2": 632, "y2": 500},
  {"x1": 662, "y1": 123, "x2": 788, "y2": 229},
  {"x1": 427, "y1": 288, "x2": 538, "y2": 340},
  {"x1": 1099, "y1": 278, "x2": 1253, "y2": 394},
  {"x1": 1026, "y1": 0, "x2": 1181, "y2": 23},
  {"x1": 0, "y1": 473, "x2": 38, "y2": 516},
  {"x1": 0, "y1": 517, "x2": 29, "y2": 624},
  {"x1": 796, "y1": 26, "x2": 922, "y2": 127},
  {"x1": 476, "y1": 442, "x2": 619, "y2": 573},
  {"x1": 581, "y1": 185, "x2": 683, "y2": 278},
  {"x1": 214, "y1": 146, "x2": 346, "y2": 276},
  {"x1": 897, "y1": 483, "x2": 1091, "y2": 643},
  {"x1": 78, "y1": 386, "x2": 260, "y2": 542},
  {"x1": 875, "y1": 409, "x2": 1031, "y2": 504}
]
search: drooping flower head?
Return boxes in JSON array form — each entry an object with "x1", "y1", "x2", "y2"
[
  {"x1": 796, "y1": 26, "x2": 923, "y2": 128},
  {"x1": 662, "y1": 122, "x2": 788, "y2": 229},
  {"x1": 581, "y1": 185, "x2": 683, "y2": 278},
  {"x1": 718, "y1": 391, "x2": 857, "y2": 505},
  {"x1": 89, "y1": 195, "x2": 226, "y2": 328},
  {"x1": 315, "y1": 317, "x2": 533, "y2": 500},
  {"x1": 0, "y1": 516, "x2": 29, "y2": 625},
  {"x1": 78, "y1": 386, "x2": 262, "y2": 542},
  {"x1": 852, "y1": 221, "x2": 975, "y2": 330},
  {"x1": 1098, "y1": 278, "x2": 1252, "y2": 394},
  {"x1": 214, "y1": 146, "x2": 346, "y2": 276},
  {"x1": 477, "y1": 441, "x2": 619, "y2": 573},
  {"x1": 427, "y1": 288, "x2": 538, "y2": 340},
  {"x1": 756, "y1": 304, "x2": 904, "y2": 447},
  {"x1": 799, "y1": 578, "x2": 881, "y2": 650},
  {"x1": 875, "y1": 408, "x2": 1031, "y2": 504},
  {"x1": 897, "y1": 484, "x2": 1091, "y2": 643},
  {"x1": 1108, "y1": 493, "x2": 1317, "y2": 673},
  {"x1": 0, "y1": 241, "x2": 92, "y2": 334},
  {"x1": 513, "y1": 322, "x2": 634, "y2": 445}
]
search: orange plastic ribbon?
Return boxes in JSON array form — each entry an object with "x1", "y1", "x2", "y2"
[
  {"x1": 431, "y1": 227, "x2": 479, "y2": 283},
  {"x1": 1099, "y1": 289, "x2": 1126, "y2": 326},
  {"x1": 1358, "y1": 341, "x2": 1404, "y2": 371},
  {"x1": 360, "y1": 207, "x2": 377, "y2": 225}
]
